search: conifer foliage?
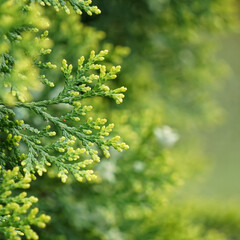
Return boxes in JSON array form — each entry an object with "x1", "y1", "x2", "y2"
[{"x1": 0, "y1": 1, "x2": 128, "y2": 239}]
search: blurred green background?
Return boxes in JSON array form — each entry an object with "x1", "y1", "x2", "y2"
[{"x1": 180, "y1": 33, "x2": 240, "y2": 201}]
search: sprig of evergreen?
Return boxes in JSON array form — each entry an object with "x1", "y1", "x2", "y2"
[
  {"x1": 0, "y1": 49, "x2": 129, "y2": 183},
  {"x1": 36, "y1": 0, "x2": 101, "y2": 15},
  {"x1": 9, "y1": 50, "x2": 129, "y2": 183},
  {"x1": 0, "y1": 166, "x2": 50, "y2": 240}
]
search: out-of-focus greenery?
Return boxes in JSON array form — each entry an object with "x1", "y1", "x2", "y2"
[
  {"x1": 189, "y1": 34, "x2": 240, "y2": 200},
  {"x1": 88, "y1": 0, "x2": 237, "y2": 126},
  {"x1": 1, "y1": 0, "x2": 240, "y2": 239}
]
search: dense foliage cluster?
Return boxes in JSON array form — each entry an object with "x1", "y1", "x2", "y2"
[
  {"x1": 0, "y1": 0, "x2": 240, "y2": 240},
  {"x1": 0, "y1": 167, "x2": 50, "y2": 240},
  {"x1": 0, "y1": 1, "x2": 128, "y2": 238}
]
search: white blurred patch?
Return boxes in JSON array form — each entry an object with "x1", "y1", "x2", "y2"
[
  {"x1": 133, "y1": 161, "x2": 145, "y2": 173},
  {"x1": 105, "y1": 228, "x2": 124, "y2": 240},
  {"x1": 154, "y1": 125, "x2": 179, "y2": 147},
  {"x1": 97, "y1": 160, "x2": 117, "y2": 183}
]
